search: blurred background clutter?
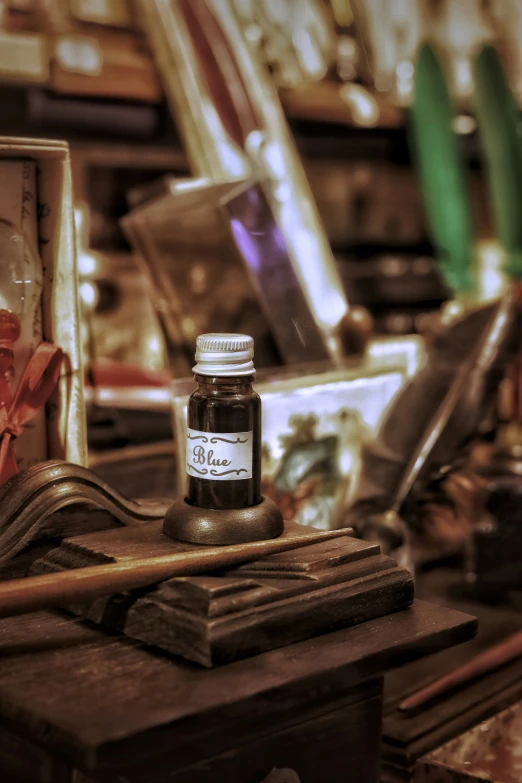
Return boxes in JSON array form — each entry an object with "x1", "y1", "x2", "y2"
[
  {"x1": 0, "y1": 1, "x2": 492, "y2": 348},
  {"x1": 5, "y1": 5, "x2": 522, "y2": 780},
  {"x1": 2, "y1": 0, "x2": 522, "y2": 564}
]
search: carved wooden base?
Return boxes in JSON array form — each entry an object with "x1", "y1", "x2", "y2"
[
  {"x1": 164, "y1": 495, "x2": 284, "y2": 545},
  {"x1": 33, "y1": 520, "x2": 414, "y2": 667}
]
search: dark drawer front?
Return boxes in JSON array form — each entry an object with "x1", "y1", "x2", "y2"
[{"x1": 168, "y1": 694, "x2": 382, "y2": 783}]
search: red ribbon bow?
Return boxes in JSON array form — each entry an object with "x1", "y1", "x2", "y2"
[{"x1": 0, "y1": 342, "x2": 64, "y2": 485}]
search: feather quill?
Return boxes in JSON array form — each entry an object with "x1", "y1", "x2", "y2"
[{"x1": 410, "y1": 44, "x2": 474, "y2": 294}]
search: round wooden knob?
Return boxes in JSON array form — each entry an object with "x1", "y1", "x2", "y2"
[
  {"x1": 337, "y1": 306, "x2": 374, "y2": 356},
  {"x1": 0, "y1": 310, "x2": 21, "y2": 377}
]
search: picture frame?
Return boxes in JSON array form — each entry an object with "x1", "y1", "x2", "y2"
[
  {"x1": 0, "y1": 137, "x2": 87, "y2": 471},
  {"x1": 135, "y1": 0, "x2": 350, "y2": 365}
]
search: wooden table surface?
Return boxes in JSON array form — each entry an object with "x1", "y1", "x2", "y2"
[{"x1": 0, "y1": 599, "x2": 475, "y2": 780}]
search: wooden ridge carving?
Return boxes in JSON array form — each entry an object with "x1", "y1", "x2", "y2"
[{"x1": 34, "y1": 519, "x2": 414, "y2": 667}]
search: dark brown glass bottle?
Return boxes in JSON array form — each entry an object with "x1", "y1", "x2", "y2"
[{"x1": 186, "y1": 334, "x2": 261, "y2": 510}]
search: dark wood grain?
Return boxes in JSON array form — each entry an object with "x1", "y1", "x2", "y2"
[
  {"x1": 0, "y1": 508, "x2": 124, "y2": 581},
  {"x1": 0, "y1": 461, "x2": 169, "y2": 569},
  {"x1": 0, "y1": 725, "x2": 72, "y2": 783},
  {"x1": 0, "y1": 600, "x2": 475, "y2": 777},
  {"x1": 0, "y1": 527, "x2": 351, "y2": 621},
  {"x1": 156, "y1": 694, "x2": 384, "y2": 783},
  {"x1": 32, "y1": 520, "x2": 414, "y2": 666},
  {"x1": 399, "y1": 630, "x2": 522, "y2": 713}
]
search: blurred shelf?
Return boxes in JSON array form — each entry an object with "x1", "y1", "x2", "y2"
[
  {"x1": 69, "y1": 141, "x2": 186, "y2": 168},
  {"x1": 281, "y1": 81, "x2": 404, "y2": 129}
]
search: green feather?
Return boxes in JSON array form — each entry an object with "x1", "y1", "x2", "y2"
[
  {"x1": 410, "y1": 44, "x2": 474, "y2": 294},
  {"x1": 474, "y1": 45, "x2": 522, "y2": 280}
]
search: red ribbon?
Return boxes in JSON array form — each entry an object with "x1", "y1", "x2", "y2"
[{"x1": 0, "y1": 342, "x2": 64, "y2": 485}]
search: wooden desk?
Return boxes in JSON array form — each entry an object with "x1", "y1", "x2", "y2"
[{"x1": 0, "y1": 600, "x2": 474, "y2": 783}]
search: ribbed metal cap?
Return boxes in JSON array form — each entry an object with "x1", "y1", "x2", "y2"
[{"x1": 193, "y1": 333, "x2": 255, "y2": 377}]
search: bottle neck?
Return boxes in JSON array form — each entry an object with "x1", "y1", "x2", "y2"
[{"x1": 194, "y1": 374, "x2": 255, "y2": 392}]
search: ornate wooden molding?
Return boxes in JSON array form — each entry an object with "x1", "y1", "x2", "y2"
[{"x1": 0, "y1": 460, "x2": 169, "y2": 567}]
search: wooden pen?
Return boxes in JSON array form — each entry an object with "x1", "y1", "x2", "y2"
[{"x1": 0, "y1": 528, "x2": 352, "y2": 619}]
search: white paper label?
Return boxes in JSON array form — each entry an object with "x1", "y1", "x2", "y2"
[{"x1": 186, "y1": 429, "x2": 253, "y2": 481}]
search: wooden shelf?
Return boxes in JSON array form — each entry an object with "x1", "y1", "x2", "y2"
[{"x1": 281, "y1": 81, "x2": 404, "y2": 129}]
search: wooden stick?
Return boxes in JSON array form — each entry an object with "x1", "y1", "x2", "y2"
[
  {"x1": 0, "y1": 529, "x2": 353, "y2": 619},
  {"x1": 399, "y1": 629, "x2": 522, "y2": 713}
]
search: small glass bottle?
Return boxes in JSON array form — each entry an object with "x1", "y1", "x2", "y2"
[{"x1": 186, "y1": 333, "x2": 261, "y2": 510}]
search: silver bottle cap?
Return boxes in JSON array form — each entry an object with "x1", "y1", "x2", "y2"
[{"x1": 193, "y1": 333, "x2": 255, "y2": 377}]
